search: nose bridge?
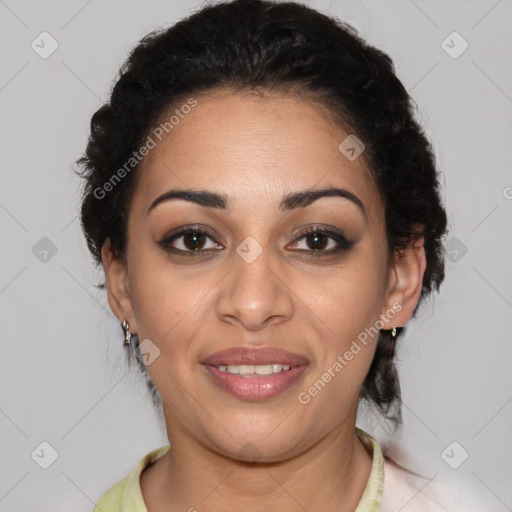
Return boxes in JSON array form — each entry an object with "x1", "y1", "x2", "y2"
[
  {"x1": 232, "y1": 234, "x2": 278, "y2": 300},
  {"x1": 216, "y1": 234, "x2": 293, "y2": 329},
  {"x1": 229, "y1": 207, "x2": 277, "y2": 281}
]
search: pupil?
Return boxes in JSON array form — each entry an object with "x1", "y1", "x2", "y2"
[
  {"x1": 308, "y1": 232, "x2": 326, "y2": 250},
  {"x1": 184, "y1": 232, "x2": 205, "y2": 250}
]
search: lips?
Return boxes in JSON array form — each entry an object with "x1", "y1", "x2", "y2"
[
  {"x1": 201, "y1": 346, "x2": 309, "y2": 368},
  {"x1": 203, "y1": 364, "x2": 308, "y2": 400}
]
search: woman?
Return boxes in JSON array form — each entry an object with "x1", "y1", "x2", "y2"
[{"x1": 78, "y1": 0, "x2": 452, "y2": 510}]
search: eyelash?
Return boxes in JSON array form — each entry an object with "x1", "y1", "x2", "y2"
[{"x1": 158, "y1": 225, "x2": 355, "y2": 258}]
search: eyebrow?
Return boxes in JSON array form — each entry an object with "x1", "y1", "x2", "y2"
[{"x1": 147, "y1": 186, "x2": 367, "y2": 220}]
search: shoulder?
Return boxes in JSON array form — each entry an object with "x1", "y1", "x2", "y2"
[
  {"x1": 381, "y1": 457, "x2": 452, "y2": 512},
  {"x1": 381, "y1": 457, "x2": 486, "y2": 512},
  {"x1": 92, "y1": 444, "x2": 171, "y2": 512},
  {"x1": 93, "y1": 476, "x2": 128, "y2": 512}
]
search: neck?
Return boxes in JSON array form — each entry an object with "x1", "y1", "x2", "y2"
[{"x1": 143, "y1": 414, "x2": 373, "y2": 512}]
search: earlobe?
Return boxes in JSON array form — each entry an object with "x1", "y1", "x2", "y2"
[
  {"x1": 380, "y1": 236, "x2": 427, "y2": 330},
  {"x1": 101, "y1": 239, "x2": 138, "y2": 332}
]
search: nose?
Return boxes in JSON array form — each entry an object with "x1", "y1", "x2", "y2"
[{"x1": 215, "y1": 241, "x2": 294, "y2": 332}]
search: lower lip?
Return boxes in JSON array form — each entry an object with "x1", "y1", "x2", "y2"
[{"x1": 202, "y1": 364, "x2": 308, "y2": 401}]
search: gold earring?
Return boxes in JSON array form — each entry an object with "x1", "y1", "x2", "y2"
[
  {"x1": 391, "y1": 326, "x2": 397, "y2": 337},
  {"x1": 121, "y1": 320, "x2": 131, "y2": 345}
]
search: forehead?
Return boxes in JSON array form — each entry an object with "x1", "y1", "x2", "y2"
[{"x1": 134, "y1": 89, "x2": 384, "y2": 223}]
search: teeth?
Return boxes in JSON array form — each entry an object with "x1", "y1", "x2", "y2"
[{"x1": 217, "y1": 364, "x2": 291, "y2": 375}]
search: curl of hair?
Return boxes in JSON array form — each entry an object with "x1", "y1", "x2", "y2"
[{"x1": 76, "y1": 0, "x2": 448, "y2": 427}]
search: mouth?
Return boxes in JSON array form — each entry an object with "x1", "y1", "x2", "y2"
[
  {"x1": 214, "y1": 363, "x2": 295, "y2": 377},
  {"x1": 201, "y1": 346, "x2": 309, "y2": 400},
  {"x1": 201, "y1": 345, "x2": 309, "y2": 367}
]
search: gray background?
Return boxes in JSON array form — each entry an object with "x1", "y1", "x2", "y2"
[{"x1": 0, "y1": 0, "x2": 511, "y2": 510}]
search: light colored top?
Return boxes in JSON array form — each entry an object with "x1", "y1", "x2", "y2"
[{"x1": 92, "y1": 427, "x2": 458, "y2": 512}]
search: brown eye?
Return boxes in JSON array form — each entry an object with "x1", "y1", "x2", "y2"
[
  {"x1": 182, "y1": 231, "x2": 207, "y2": 251},
  {"x1": 159, "y1": 226, "x2": 224, "y2": 255},
  {"x1": 304, "y1": 232, "x2": 329, "y2": 251},
  {"x1": 289, "y1": 227, "x2": 355, "y2": 255}
]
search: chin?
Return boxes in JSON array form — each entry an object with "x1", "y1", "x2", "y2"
[{"x1": 204, "y1": 424, "x2": 310, "y2": 464}]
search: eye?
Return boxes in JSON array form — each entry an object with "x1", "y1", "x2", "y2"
[
  {"x1": 159, "y1": 226, "x2": 223, "y2": 255},
  {"x1": 288, "y1": 226, "x2": 354, "y2": 255},
  {"x1": 159, "y1": 225, "x2": 355, "y2": 257}
]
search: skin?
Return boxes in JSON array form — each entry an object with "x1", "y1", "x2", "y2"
[{"x1": 102, "y1": 88, "x2": 426, "y2": 512}]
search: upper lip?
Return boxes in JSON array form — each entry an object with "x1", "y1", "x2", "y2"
[{"x1": 201, "y1": 346, "x2": 309, "y2": 367}]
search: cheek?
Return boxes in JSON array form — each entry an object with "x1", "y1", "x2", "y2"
[
  {"x1": 298, "y1": 288, "x2": 379, "y2": 420},
  {"x1": 305, "y1": 256, "x2": 385, "y2": 337},
  {"x1": 128, "y1": 255, "x2": 208, "y2": 346},
  {"x1": 296, "y1": 252, "x2": 384, "y2": 388}
]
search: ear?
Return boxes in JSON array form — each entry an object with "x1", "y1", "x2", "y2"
[
  {"x1": 101, "y1": 239, "x2": 138, "y2": 333},
  {"x1": 380, "y1": 235, "x2": 427, "y2": 330}
]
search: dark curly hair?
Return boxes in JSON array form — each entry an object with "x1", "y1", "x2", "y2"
[{"x1": 76, "y1": 0, "x2": 448, "y2": 428}]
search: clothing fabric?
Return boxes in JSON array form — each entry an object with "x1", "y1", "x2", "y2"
[{"x1": 92, "y1": 427, "x2": 454, "y2": 512}]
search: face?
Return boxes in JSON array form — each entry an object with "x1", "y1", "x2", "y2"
[{"x1": 103, "y1": 89, "x2": 425, "y2": 462}]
